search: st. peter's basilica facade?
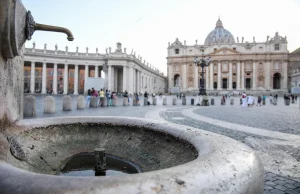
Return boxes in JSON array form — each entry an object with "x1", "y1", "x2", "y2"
[{"x1": 167, "y1": 18, "x2": 290, "y2": 94}]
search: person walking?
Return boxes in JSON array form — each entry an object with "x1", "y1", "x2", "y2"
[
  {"x1": 105, "y1": 90, "x2": 110, "y2": 106},
  {"x1": 241, "y1": 92, "x2": 247, "y2": 108},
  {"x1": 257, "y1": 95, "x2": 262, "y2": 106},
  {"x1": 85, "y1": 89, "x2": 91, "y2": 107}
]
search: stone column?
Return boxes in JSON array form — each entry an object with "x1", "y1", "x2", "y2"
[
  {"x1": 168, "y1": 64, "x2": 173, "y2": 90},
  {"x1": 241, "y1": 61, "x2": 245, "y2": 90},
  {"x1": 63, "y1": 64, "x2": 68, "y2": 94},
  {"x1": 210, "y1": 63, "x2": 214, "y2": 90},
  {"x1": 253, "y1": 61, "x2": 256, "y2": 90},
  {"x1": 74, "y1": 64, "x2": 79, "y2": 95},
  {"x1": 194, "y1": 66, "x2": 198, "y2": 89},
  {"x1": 217, "y1": 61, "x2": 221, "y2": 90},
  {"x1": 53, "y1": 63, "x2": 58, "y2": 94},
  {"x1": 237, "y1": 61, "x2": 240, "y2": 90},
  {"x1": 283, "y1": 60, "x2": 288, "y2": 91},
  {"x1": 95, "y1": 65, "x2": 98, "y2": 78},
  {"x1": 30, "y1": 61, "x2": 35, "y2": 93},
  {"x1": 84, "y1": 65, "x2": 89, "y2": 91},
  {"x1": 206, "y1": 66, "x2": 209, "y2": 90},
  {"x1": 122, "y1": 66, "x2": 126, "y2": 92},
  {"x1": 41, "y1": 62, "x2": 47, "y2": 94},
  {"x1": 182, "y1": 64, "x2": 187, "y2": 90},
  {"x1": 108, "y1": 65, "x2": 112, "y2": 91},
  {"x1": 229, "y1": 61, "x2": 232, "y2": 90},
  {"x1": 265, "y1": 61, "x2": 271, "y2": 90}
]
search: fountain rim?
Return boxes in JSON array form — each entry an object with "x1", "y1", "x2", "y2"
[{"x1": 0, "y1": 116, "x2": 264, "y2": 193}]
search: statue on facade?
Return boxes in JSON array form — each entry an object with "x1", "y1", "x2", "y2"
[
  {"x1": 184, "y1": 40, "x2": 186, "y2": 46},
  {"x1": 33, "y1": 42, "x2": 36, "y2": 49},
  {"x1": 134, "y1": 51, "x2": 136, "y2": 56},
  {"x1": 44, "y1": 43, "x2": 47, "y2": 50},
  {"x1": 175, "y1": 76, "x2": 180, "y2": 87},
  {"x1": 105, "y1": 48, "x2": 108, "y2": 54},
  {"x1": 253, "y1": 36, "x2": 255, "y2": 43},
  {"x1": 267, "y1": 35, "x2": 269, "y2": 42},
  {"x1": 124, "y1": 48, "x2": 126, "y2": 53},
  {"x1": 96, "y1": 47, "x2": 98, "y2": 53},
  {"x1": 55, "y1": 44, "x2": 58, "y2": 51},
  {"x1": 65, "y1": 45, "x2": 68, "y2": 52},
  {"x1": 76, "y1": 46, "x2": 79, "y2": 53},
  {"x1": 195, "y1": 39, "x2": 198, "y2": 45},
  {"x1": 86, "y1": 47, "x2": 88, "y2": 53}
]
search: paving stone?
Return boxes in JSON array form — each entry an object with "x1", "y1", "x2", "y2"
[
  {"x1": 274, "y1": 180, "x2": 287, "y2": 185},
  {"x1": 266, "y1": 188, "x2": 285, "y2": 194},
  {"x1": 284, "y1": 184, "x2": 297, "y2": 189},
  {"x1": 264, "y1": 185, "x2": 274, "y2": 190},
  {"x1": 284, "y1": 179, "x2": 297, "y2": 185},
  {"x1": 283, "y1": 189, "x2": 300, "y2": 194},
  {"x1": 265, "y1": 181, "x2": 277, "y2": 187},
  {"x1": 274, "y1": 185, "x2": 288, "y2": 191}
]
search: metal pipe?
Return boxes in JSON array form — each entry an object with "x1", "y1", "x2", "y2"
[{"x1": 35, "y1": 23, "x2": 74, "y2": 41}]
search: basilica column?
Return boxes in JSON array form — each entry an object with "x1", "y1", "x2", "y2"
[
  {"x1": 63, "y1": 64, "x2": 68, "y2": 94},
  {"x1": 194, "y1": 66, "x2": 198, "y2": 89},
  {"x1": 217, "y1": 61, "x2": 221, "y2": 90},
  {"x1": 210, "y1": 63, "x2": 214, "y2": 90},
  {"x1": 53, "y1": 63, "x2": 58, "y2": 94},
  {"x1": 122, "y1": 65, "x2": 127, "y2": 92},
  {"x1": 241, "y1": 61, "x2": 245, "y2": 90},
  {"x1": 30, "y1": 61, "x2": 35, "y2": 93},
  {"x1": 265, "y1": 61, "x2": 271, "y2": 90},
  {"x1": 168, "y1": 64, "x2": 173, "y2": 90},
  {"x1": 206, "y1": 66, "x2": 209, "y2": 90},
  {"x1": 237, "y1": 61, "x2": 240, "y2": 90},
  {"x1": 283, "y1": 60, "x2": 288, "y2": 91},
  {"x1": 182, "y1": 64, "x2": 187, "y2": 90},
  {"x1": 229, "y1": 61, "x2": 232, "y2": 90},
  {"x1": 253, "y1": 61, "x2": 256, "y2": 90},
  {"x1": 84, "y1": 65, "x2": 89, "y2": 91},
  {"x1": 74, "y1": 64, "x2": 79, "y2": 95},
  {"x1": 41, "y1": 62, "x2": 47, "y2": 94},
  {"x1": 95, "y1": 65, "x2": 98, "y2": 78},
  {"x1": 108, "y1": 65, "x2": 112, "y2": 91}
]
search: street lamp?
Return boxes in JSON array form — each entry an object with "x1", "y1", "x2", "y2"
[{"x1": 194, "y1": 50, "x2": 211, "y2": 96}]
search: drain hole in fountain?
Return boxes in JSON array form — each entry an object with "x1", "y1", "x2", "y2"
[{"x1": 58, "y1": 152, "x2": 141, "y2": 177}]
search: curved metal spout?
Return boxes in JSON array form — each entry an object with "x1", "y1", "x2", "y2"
[
  {"x1": 34, "y1": 23, "x2": 74, "y2": 41},
  {"x1": 26, "y1": 11, "x2": 74, "y2": 41}
]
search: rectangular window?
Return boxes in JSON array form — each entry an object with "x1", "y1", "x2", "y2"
[
  {"x1": 275, "y1": 44, "x2": 279, "y2": 50},
  {"x1": 233, "y1": 73, "x2": 236, "y2": 76},
  {"x1": 246, "y1": 73, "x2": 250, "y2": 76},
  {"x1": 175, "y1": 49, "x2": 179, "y2": 54},
  {"x1": 35, "y1": 70, "x2": 39, "y2": 76},
  {"x1": 233, "y1": 48, "x2": 236, "y2": 50}
]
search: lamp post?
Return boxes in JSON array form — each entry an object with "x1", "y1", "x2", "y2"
[{"x1": 194, "y1": 50, "x2": 211, "y2": 96}]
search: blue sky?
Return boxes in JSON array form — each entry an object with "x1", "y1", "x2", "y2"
[{"x1": 23, "y1": 0, "x2": 300, "y2": 75}]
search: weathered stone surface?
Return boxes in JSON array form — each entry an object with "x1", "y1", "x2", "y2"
[
  {"x1": 211, "y1": 98, "x2": 215, "y2": 105},
  {"x1": 172, "y1": 98, "x2": 177, "y2": 105},
  {"x1": 23, "y1": 95, "x2": 36, "y2": 118},
  {"x1": 144, "y1": 98, "x2": 148, "y2": 106},
  {"x1": 77, "y1": 95, "x2": 85, "y2": 109},
  {"x1": 163, "y1": 97, "x2": 167, "y2": 105},
  {"x1": 152, "y1": 97, "x2": 157, "y2": 105},
  {"x1": 44, "y1": 96, "x2": 55, "y2": 113},
  {"x1": 182, "y1": 97, "x2": 186, "y2": 105},
  {"x1": 7, "y1": 136, "x2": 26, "y2": 161},
  {"x1": 90, "y1": 96, "x2": 97, "y2": 107},
  {"x1": 123, "y1": 97, "x2": 128, "y2": 106},
  {"x1": 62, "y1": 95, "x2": 72, "y2": 111}
]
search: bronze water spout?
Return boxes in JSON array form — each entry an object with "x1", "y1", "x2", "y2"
[{"x1": 26, "y1": 11, "x2": 74, "y2": 41}]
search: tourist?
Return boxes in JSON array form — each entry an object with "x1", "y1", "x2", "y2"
[
  {"x1": 85, "y1": 89, "x2": 91, "y2": 107},
  {"x1": 257, "y1": 95, "x2": 262, "y2": 106},
  {"x1": 99, "y1": 89, "x2": 105, "y2": 106},
  {"x1": 270, "y1": 94, "x2": 273, "y2": 104},
  {"x1": 241, "y1": 92, "x2": 247, "y2": 108},
  {"x1": 144, "y1": 91, "x2": 148, "y2": 98},
  {"x1": 105, "y1": 90, "x2": 110, "y2": 106},
  {"x1": 135, "y1": 93, "x2": 140, "y2": 105},
  {"x1": 247, "y1": 95, "x2": 254, "y2": 107},
  {"x1": 124, "y1": 90, "x2": 129, "y2": 103}
]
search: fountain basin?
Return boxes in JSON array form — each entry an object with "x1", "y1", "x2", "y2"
[{"x1": 0, "y1": 117, "x2": 264, "y2": 193}]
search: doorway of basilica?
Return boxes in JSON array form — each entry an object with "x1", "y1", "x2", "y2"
[
  {"x1": 222, "y1": 78, "x2": 227, "y2": 89},
  {"x1": 246, "y1": 78, "x2": 251, "y2": 89},
  {"x1": 273, "y1": 73, "x2": 281, "y2": 89}
]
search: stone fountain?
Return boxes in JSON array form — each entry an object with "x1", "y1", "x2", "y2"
[{"x1": 0, "y1": 0, "x2": 265, "y2": 193}]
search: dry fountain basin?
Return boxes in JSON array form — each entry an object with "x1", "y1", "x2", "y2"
[{"x1": 0, "y1": 117, "x2": 264, "y2": 193}]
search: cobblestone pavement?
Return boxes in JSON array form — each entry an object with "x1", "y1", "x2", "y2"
[{"x1": 159, "y1": 109, "x2": 300, "y2": 194}]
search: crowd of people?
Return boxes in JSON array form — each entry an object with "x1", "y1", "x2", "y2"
[{"x1": 85, "y1": 88, "x2": 117, "y2": 107}]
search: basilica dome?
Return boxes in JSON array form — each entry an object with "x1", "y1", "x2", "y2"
[{"x1": 204, "y1": 19, "x2": 235, "y2": 45}]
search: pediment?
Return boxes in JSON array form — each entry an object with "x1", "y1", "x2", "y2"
[{"x1": 210, "y1": 47, "x2": 240, "y2": 55}]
